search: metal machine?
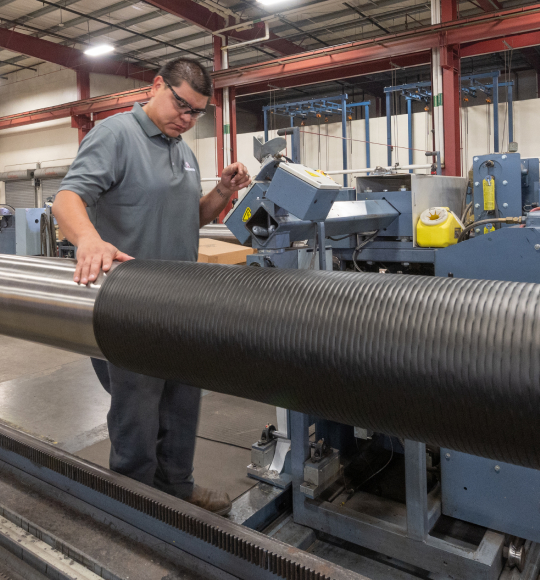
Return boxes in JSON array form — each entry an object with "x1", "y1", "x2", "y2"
[
  {"x1": 0, "y1": 141, "x2": 539, "y2": 579},
  {"x1": 0, "y1": 165, "x2": 76, "y2": 258},
  {"x1": 0, "y1": 205, "x2": 48, "y2": 256},
  {"x1": 0, "y1": 205, "x2": 15, "y2": 254},
  {"x1": 223, "y1": 138, "x2": 540, "y2": 579}
]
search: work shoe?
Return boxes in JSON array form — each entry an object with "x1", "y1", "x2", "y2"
[{"x1": 185, "y1": 485, "x2": 232, "y2": 516}]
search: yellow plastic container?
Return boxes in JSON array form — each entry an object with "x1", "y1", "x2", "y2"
[{"x1": 416, "y1": 206, "x2": 464, "y2": 248}]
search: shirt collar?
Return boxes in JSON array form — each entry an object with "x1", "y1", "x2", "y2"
[{"x1": 132, "y1": 103, "x2": 182, "y2": 141}]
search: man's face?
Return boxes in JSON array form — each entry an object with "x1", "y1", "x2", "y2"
[{"x1": 148, "y1": 77, "x2": 209, "y2": 139}]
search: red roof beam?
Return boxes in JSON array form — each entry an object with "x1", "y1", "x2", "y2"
[
  {"x1": 0, "y1": 28, "x2": 156, "y2": 82},
  {"x1": 214, "y1": 4, "x2": 540, "y2": 90},
  {"x1": 461, "y1": 30, "x2": 540, "y2": 57},
  {"x1": 474, "y1": 0, "x2": 502, "y2": 12},
  {"x1": 142, "y1": 0, "x2": 304, "y2": 56},
  {"x1": 0, "y1": 87, "x2": 153, "y2": 130},
  {"x1": 235, "y1": 52, "x2": 432, "y2": 96}
]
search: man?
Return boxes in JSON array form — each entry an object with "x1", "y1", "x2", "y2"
[{"x1": 52, "y1": 58, "x2": 251, "y2": 516}]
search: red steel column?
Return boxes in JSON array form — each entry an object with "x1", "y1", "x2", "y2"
[
  {"x1": 72, "y1": 70, "x2": 94, "y2": 144},
  {"x1": 441, "y1": 0, "x2": 461, "y2": 176}
]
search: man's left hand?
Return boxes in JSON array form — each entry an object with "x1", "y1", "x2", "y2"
[{"x1": 220, "y1": 162, "x2": 251, "y2": 194}]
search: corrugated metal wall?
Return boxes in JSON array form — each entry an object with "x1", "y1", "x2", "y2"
[{"x1": 5, "y1": 181, "x2": 36, "y2": 209}]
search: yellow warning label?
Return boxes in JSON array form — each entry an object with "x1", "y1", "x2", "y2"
[
  {"x1": 306, "y1": 170, "x2": 320, "y2": 178},
  {"x1": 242, "y1": 207, "x2": 251, "y2": 222},
  {"x1": 484, "y1": 224, "x2": 496, "y2": 235}
]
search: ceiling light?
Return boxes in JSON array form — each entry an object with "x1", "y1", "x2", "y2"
[
  {"x1": 256, "y1": 0, "x2": 287, "y2": 5},
  {"x1": 84, "y1": 44, "x2": 115, "y2": 57}
]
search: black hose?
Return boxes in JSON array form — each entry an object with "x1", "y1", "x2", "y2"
[
  {"x1": 94, "y1": 261, "x2": 540, "y2": 470},
  {"x1": 460, "y1": 201, "x2": 473, "y2": 224},
  {"x1": 457, "y1": 217, "x2": 522, "y2": 243}
]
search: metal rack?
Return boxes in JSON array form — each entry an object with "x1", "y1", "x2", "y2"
[
  {"x1": 263, "y1": 95, "x2": 371, "y2": 186},
  {"x1": 384, "y1": 71, "x2": 514, "y2": 168}
]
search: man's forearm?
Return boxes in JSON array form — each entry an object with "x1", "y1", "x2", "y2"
[
  {"x1": 199, "y1": 182, "x2": 234, "y2": 227},
  {"x1": 52, "y1": 190, "x2": 101, "y2": 246}
]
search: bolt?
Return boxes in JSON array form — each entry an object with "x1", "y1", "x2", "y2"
[
  {"x1": 474, "y1": 157, "x2": 479, "y2": 162},
  {"x1": 474, "y1": 181, "x2": 479, "y2": 186},
  {"x1": 535, "y1": 244, "x2": 540, "y2": 251},
  {"x1": 503, "y1": 203, "x2": 508, "y2": 208},
  {"x1": 475, "y1": 228, "x2": 481, "y2": 234},
  {"x1": 502, "y1": 155, "x2": 507, "y2": 159},
  {"x1": 475, "y1": 203, "x2": 480, "y2": 209},
  {"x1": 503, "y1": 180, "x2": 508, "y2": 185},
  {"x1": 445, "y1": 453, "x2": 451, "y2": 460},
  {"x1": 495, "y1": 465, "x2": 501, "y2": 472}
]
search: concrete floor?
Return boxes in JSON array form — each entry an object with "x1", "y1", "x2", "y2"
[{"x1": 0, "y1": 335, "x2": 257, "y2": 500}]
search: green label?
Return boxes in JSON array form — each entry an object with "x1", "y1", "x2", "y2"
[
  {"x1": 433, "y1": 93, "x2": 443, "y2": 107},
  {"x1": 224, "y1": 124, "x2": 230, "y2": 135}
]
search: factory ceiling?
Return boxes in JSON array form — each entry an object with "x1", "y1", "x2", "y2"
[{"x1": 0, "y1": 0, "x2": 538, "y2": 103}]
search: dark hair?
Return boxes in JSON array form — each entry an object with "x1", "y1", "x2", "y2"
[{"x1": 158, "y1": 58, "x2": 213, "y2": 97}]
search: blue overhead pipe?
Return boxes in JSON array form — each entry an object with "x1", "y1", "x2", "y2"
[{"x1": 407, "y1": 98, "x2": 413, "y2": 171}]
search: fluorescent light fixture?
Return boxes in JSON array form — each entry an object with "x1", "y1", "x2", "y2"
[
  {"x1": 84, "y1": 44, "x2": 115, "y2": 57},
  {"x1": 256, "y1": 0, "x2": 287, "y2": 5}
]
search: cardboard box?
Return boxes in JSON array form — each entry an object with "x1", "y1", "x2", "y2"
[{"x1": 198, "y1": 238, "x2": 255, "y2": 264}]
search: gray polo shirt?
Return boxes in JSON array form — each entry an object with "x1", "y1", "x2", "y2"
[{"x1": 59, "y1": 103, "x2": 203, "y2": 261}]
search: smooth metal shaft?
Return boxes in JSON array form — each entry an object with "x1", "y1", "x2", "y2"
[
  {"x1": 0, "y1": 254, "x2": 104, "y2": 358},
  {"x1": 199, "y1": 224, "x2": 241, "y2": 244}
]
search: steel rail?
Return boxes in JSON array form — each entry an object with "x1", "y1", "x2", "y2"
[{"x1": 0, "y1": 421, "x2": 364, "y2": 580}]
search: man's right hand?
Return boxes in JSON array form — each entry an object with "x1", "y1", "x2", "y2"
[{"x1": 74, "y1": 234, "x2": 134, "y2": 284}]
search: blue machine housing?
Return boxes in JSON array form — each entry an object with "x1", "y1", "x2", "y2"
[
  {"x1": 433, "y1": 155, "x2": 540, "y2": 540},
  {"x1": 441, "y1": 449, "x2": 540, "y2": 542},
  {"x1": 265, "y1": 166, "x2": 340, "y2": 222},
  {"x1": 15, "y1": 208, "x2": 46, "y2": 256},
  {"x1": 436, "y1": 210, "x2": 540, "y2": 539},
  {"x1": 0, "y1": 209, "x2": 15, "y2": 254},
  {"x1": 472, "y1": 153, "x2": 540, "y2": 233},
  {"x1": 223, "y1": 182, "x2": 270, "y2": 246},
  {"x1": 224, "y1": 139, "x2": 540, "y2": 556},
  {"x1": 0, "y1": 207, "x2": 46, "y2": 256}
]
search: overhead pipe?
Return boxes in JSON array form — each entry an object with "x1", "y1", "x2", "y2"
[
  {"x1": 217, "y1": 22, "x2": 270, "y2": 52},
  {"x1": 199, "y1": 224, "x2": 241, "y2": 243},
  {"x1": 34, "y1": 166, "x2": 71, "y2": 180},
  {"x1": 0, "y1": 169, "x2": 34, "y2": 181}
]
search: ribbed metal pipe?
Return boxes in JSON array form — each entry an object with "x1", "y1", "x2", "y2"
[
  {"x1": 0, "y1": 255, "x2": 104, "y2": 358},
  {"x1": 2, "y1": 255, "x2": 540, "y2": 469},
  {"x1": 93, "y1": 260, "x2": 540, "y2": 469}
]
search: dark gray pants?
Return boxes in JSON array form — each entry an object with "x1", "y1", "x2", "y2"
[{"x1": 91, "y1": 358, "x2": 201, "y2": 499}]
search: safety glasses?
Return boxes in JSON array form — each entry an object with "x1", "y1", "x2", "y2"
[{"x1": 165, "y1": 81, "x2": 206, "y2": 119}]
